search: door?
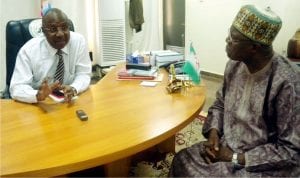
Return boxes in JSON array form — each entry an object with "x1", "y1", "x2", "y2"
[{"x1": 163, "y1": 0, "x2": 185, "y2": 50}]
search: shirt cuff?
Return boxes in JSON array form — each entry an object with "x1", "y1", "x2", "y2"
[{"x1": 244, "y1": 151, "x2": 250, "y2": 168}]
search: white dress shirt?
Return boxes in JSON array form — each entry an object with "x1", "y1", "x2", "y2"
[{"x1": 10, "y1": 31, "x2": 92, "y2": 103}]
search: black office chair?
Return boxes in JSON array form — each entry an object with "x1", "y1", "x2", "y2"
[{"x1": 3, "y1": 18, "x2": 74, "y2": 99}]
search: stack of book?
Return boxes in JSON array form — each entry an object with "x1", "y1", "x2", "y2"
[
  {"x1": 120, "y1": 51, "x2": 160, "y2": 80},
  {"x1": 117, "y1": 67, "x2": 158, "y2": 80},
  {"x1": 151, "y1": 50, "x2": 184, "y2": 67},
  {"x1": 126, "y1": 63, "x2": 151, "y2": 70}
]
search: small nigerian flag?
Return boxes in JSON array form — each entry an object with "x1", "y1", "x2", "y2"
[{"x1": 182, "y1": 42, "x2": 201, "y2": 85}]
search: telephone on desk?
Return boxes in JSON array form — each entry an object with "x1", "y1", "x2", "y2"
[{"x1": 160, "y1": 60, "x2": 186, "y2": 74}]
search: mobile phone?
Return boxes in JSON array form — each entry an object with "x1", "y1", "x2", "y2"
[
  {"x1": 52, "y1": 90, "x2": 64, "y2": 98},
  {"x1": 76, "y1": 110, "x2": 88, "y2": 121}
]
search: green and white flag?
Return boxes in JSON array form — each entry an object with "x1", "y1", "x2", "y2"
[{"x1": 182, "y1": 42, "x2": 201, "y2": 85}]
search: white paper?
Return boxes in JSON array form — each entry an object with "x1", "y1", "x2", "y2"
[
  {"x1": 140, "y1": 81, "x2": 158, "y2": 87},
  {"x1": 49, "y1": 94, "x2": 78, "y2": 103}
]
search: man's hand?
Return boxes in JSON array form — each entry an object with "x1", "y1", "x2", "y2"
[
  {"x1": 61, "y1": 85, "x2": 76, "y2": 103},
  {"x1": 216, "y1": 146, "x2": 245, "y2": 165},
  {"x1": 36, "y1": 79, "x2": 61, "y2": 101},
  {"x1": 201, "y1": 128, "x2": 220, "y2": 164},
  {"x1": 215, "y1": 145, "x2": 233, "y2": 162},
  {"x1": 200, "y1": 129, "x2": 245, "y2": 165},
  {"x1": 202, "y1": 141, "x2": 245, "y2": 164}
]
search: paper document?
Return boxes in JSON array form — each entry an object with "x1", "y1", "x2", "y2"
[
  {"x1": 49, "y1": 92, "x2": 78, "y2": 103},
  {"x1": 140, "y1": 81, "x2": 158, "y2": 87}
]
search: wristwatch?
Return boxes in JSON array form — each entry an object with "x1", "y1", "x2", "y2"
[
  {"x1": 71, "y1": 87, "x2": 77, "y2": 96},
  {"x1": 232, "y1": 152, "x2": 238, "y2": 165}
]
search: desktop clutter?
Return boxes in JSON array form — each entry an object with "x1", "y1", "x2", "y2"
[
  {"x1": 117, "y1": 52, "x2": 158, "y2": 81},
  {"x1": 117, "y1": 50, "x2": 184, "y2": 81},
  {"x1": 118, "y1": 50, "x2": 201, "y2": 92}
]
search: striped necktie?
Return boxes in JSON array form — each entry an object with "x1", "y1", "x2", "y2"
[{"x1": 54, "y1": 50, "x2": 64, "y2": 84}]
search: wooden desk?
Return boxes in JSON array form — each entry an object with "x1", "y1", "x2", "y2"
[{"x1": 0, "y1": 64, "x2": 206, "y2": 177}]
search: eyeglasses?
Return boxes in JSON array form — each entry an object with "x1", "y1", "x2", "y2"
[
  {"x1": 227, "y1": 29, "x2": 251, "y2": 43},
  {"x1": 43, "y1": 23, "x2": 69, "y2": 34}
]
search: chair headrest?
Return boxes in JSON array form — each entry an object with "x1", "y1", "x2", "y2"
[{"x1": 28, "y1": 19, "x2": 43, "y2": 37}]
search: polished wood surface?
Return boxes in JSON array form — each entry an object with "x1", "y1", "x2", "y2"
[{"x1": 0, "y1": 64, "x2": 206, "y2": 177}]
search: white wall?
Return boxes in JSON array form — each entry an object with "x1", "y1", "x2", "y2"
[
  {"x1": 130, "y1": 0, "x2": 163, "y2": 52},
  {"x1": 186, "y1": 0, "x2": 300, "y2": 75},
  {"x1": 125, "y1": 0, "x2": 163, "y2": 53}
]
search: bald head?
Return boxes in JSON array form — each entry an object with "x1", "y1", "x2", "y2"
[{"x1": 42, "y1": 8, "x2": 69, "y2": 26}]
